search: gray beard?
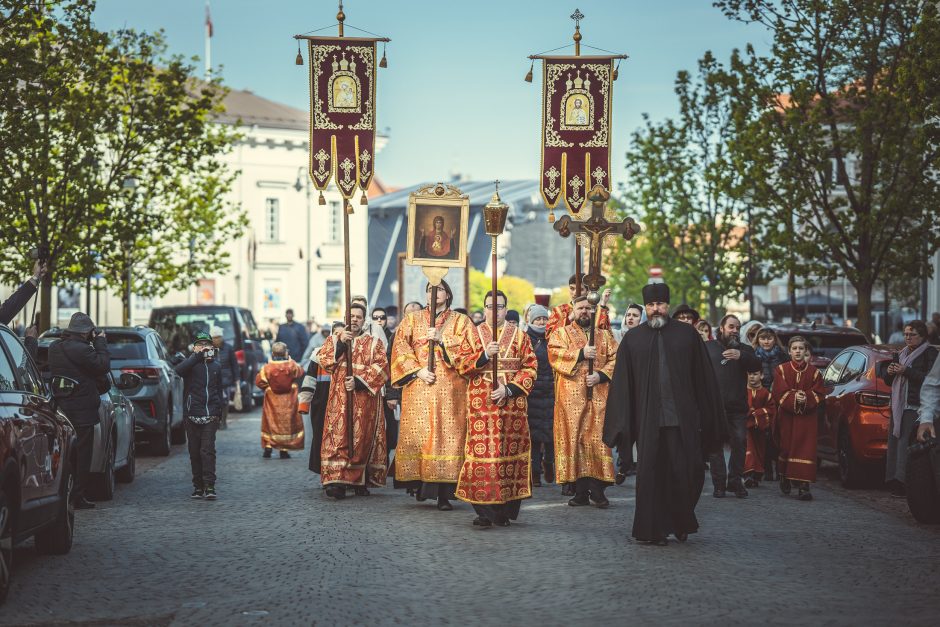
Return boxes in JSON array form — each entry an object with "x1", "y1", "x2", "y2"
[{"x1": 648, "y1": 316, "x2": 666, "y2": 329}]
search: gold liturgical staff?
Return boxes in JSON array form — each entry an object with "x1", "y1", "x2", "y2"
[{"x1": 483, "y1": 182, "x2": 509, "y2": 390}]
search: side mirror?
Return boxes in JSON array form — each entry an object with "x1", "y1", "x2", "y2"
[
  {"x1": 51, "y1": 375, "x2": 79, "y2": 399},
  {"x1": 116, "y1": 372, "x2": 142, "y2": 390},
  {"x1": 263, "y1": 330, "x2": 273, "y2": 341},
  {"x1": 168, "y1": 352, "x2": 186, "y2": 366}
]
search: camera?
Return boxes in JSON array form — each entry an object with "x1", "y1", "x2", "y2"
[
  {"x1": 28, "y1": 245, "x2": 50, "y2": 263},
  {"x1": 202, "y1": 348, "x2": 218, "y2": 361},
  {"x1": 909, "y1": 435, "x2": 938, "y2": 458}
]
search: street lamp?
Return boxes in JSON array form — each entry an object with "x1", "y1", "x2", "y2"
[
  {"x1": 122, "y1": 175, "x2": 138, "y2": 326},
  {"x1": 295, "y1": 167, "x2": 312, "y2": 322}
]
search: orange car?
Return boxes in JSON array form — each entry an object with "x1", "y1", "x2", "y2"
[{"x1": 817, "y1": 345, "x2": 893, "y2": 488}]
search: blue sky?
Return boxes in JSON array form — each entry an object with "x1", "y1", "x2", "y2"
[{"x1": 92, "y1": 0, "x2": 768, "y2": 188}]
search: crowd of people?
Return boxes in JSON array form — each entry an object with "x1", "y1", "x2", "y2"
[{"x1": 4, "y1": 258, "x2": 939, "y2": 544}]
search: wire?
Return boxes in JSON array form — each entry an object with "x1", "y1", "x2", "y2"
[
  {"x1": 582, "y1": 43, "x2": 627, "y2": 56},
  {"x1": 296, "y1": 23, "x2": 341, "y2": 36},
  {"x1": 343, "y1": 22, "x2": 387, "y2": 39},
  {"x1": 530, "y1": 42, "x2": 576, "y2": 57}
]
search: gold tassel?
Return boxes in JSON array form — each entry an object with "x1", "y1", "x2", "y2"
[
  {"x1": 318, "y1": 190, "x2": 326, "y2": 205},
  {"x1": 379, "y1": 43, "x2": 388, "y2": 68},
  {"x1": 613, "y1": 60, "x2": 620, "y2": 81},
  {"x1": 360, "y1": 192, "x2": 368, "y2": 205},
  {"x1": 524, "y1": 61, "x2": 534, "y2": 83},
  {"x1": 345, "y1": 200, "x2": 354, "y2": 215},
  {"x1": 295, "y1": 44, "x2": 303, "y2": 66},
  {"x1": 548, "y1": 208, "x2": 555, "y2": 223}
]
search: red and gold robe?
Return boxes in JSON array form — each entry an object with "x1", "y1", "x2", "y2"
[
  {"x1": 546, "y1": 303, "x2": 610, "y2": 339},
  {"x1": 391, "y1": 308, "x2": 481, "y2": 484},
  {"x1": 255, "y1": 359, "x2": 305, "y2": 450},
  {"x1": 548, "y1": 324, "x2": 617, "y2": 484},
  {"x1": 455, "y1": 322, "x2": 537, "y2": 505},
  {"x1": 317, "y1": 333, "x2": 389, "y2": 487},
  {"x1": 772, "y1": 360, "x2": 825, "y2": 482},
  {"x1": 744, "y1": 385, "x2": 776, "y2": 476}
]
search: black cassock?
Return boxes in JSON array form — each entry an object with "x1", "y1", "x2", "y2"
[{"x1": 603, "y1": 318, "x2": 726, "y2": 541}]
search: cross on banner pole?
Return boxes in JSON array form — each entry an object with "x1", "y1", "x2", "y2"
[{"x1": 554, "y1": 184, "x2": 640, "y2": 397}]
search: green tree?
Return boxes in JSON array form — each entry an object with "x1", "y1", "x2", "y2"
[
  {"x1": 717, "y1": 0, "x2": 940, "y2": 336},
  {"x1": 468, "y1": 268, "x2": 535, "y2": 313},
  {"x1": 622, "y1": 51, "x2": 748, "y2": 322}
]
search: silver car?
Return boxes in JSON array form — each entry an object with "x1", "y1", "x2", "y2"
[{"x1": 36, "y1": 333, "x2": 138, "y2": 501}]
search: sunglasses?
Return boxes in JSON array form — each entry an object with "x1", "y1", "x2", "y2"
[{"x1": 372, "y1": 315, "x2": 387, "y2": 321}]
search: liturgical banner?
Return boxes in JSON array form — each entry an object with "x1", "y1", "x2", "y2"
[
  {"x1": 540, "y1": 57, "x2": 615, "y2": 214},
  {"x1": 307, "y1": 37, "x2": 378, "y2": 200}
]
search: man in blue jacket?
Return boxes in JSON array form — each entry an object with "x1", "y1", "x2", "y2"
[{"x1": 175, "y1": 331, "x2": 225, "y2": 500}]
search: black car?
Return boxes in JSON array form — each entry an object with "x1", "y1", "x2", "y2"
[
  {"x1": 149, "y1": 306, "x2": 266, "y2": 408},
  {"x1": 760, "y1": 322, "x2": 870, "y2": 369},
  {"x1": 0, "y1": 324, "x2": 76, "y2": 604},
  {"x1": 98, "y1": 326, "x2": 185, "y2": 455}
]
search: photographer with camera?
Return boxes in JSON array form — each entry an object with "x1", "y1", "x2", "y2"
[
  {"x1": 48, "y1": 312, "x2": 111, "y2": 510},
  {"x1": 175, "y1": 331, "x2": 225, "y2": 500},
  {"x1": 0, "y1": 255, "x2": 48, "y2": 326}
]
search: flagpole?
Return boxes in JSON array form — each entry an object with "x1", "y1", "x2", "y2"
[{"x1": 205, "y1": 1, "x2": 212, "y2": 79}]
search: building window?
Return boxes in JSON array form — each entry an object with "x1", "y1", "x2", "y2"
[
  {"x1": 264, "y1": 198, "x2": 280, "y2": 242},
  {"x1": 325, "y1": 280, "x2": 342, "y2": 318},
  {"x1": 328, "y1": 200, "x2": 343, "y2": 244}
]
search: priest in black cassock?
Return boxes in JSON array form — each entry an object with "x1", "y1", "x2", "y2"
[{"x1": 603, "y1": 283, "x2": 727, "y2": 545}]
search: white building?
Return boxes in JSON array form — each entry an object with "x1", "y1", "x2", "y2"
[{"x1": 1, "y1": 89, "x2": 388, "y2": 331}]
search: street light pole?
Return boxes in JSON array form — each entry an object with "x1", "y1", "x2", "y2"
[
  {"x1": 295, "y1": 168, "x2": 312, "y2": 322},
  {"x1": 121, "y1": 175, "x2": 139, "y2": 326}
]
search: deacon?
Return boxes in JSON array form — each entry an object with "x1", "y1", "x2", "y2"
[
  {"x1": 255, "y1": 342, "x2": 306, "y2": 458},
  {"x1": 455, "y1": 290, "x2": 537, "y2": 528},
  {"x1": 546, "y1": 275, "x2": 611, "y2": 338},
  {"x1": 391, "y1": 280, "x2": 481, "y2": 511},
  {"x1": 548, "y1": 296, "x2": 618, "y2": 508},
  {"x1": 316, "y1": 304, "x2": 389, "y2": 499},
  {"x1": 603, "y1": 283, "x2": 727, "y2": 545}
]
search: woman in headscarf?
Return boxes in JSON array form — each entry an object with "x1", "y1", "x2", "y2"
[{"x1": 880, "y1": 320, "x2": 937, "y2": 497}]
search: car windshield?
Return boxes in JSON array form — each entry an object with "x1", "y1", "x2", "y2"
[
  {"x1": 106, "y1": 334, "x2": 148, "y2": 360},
  {"x1": 152, "y1": 309, "x2": 235, "y2": 353},
  {"x1": 777, "y1": 332, "x2": 866, "y2": 360}
]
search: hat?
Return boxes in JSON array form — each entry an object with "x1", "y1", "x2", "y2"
[
  {"x1": 209, "y1": 326, "x2": 224, "y2": 338},
  {"x1": 642, "y1": 282, "x2": 670, "y2": 305},
  {"x1": 193, "y1": 331, "x2": 212, "y2": 345},
  {"x1": 65, "y1": 312, "x2": 95, "y2": 335},
  {"x1": 527, "y1": 305, "x2": 550, "y2": 323},
  {"x1": 506, "y1": 310, "x2": 520, "y2": 323},
  {"x1": 671, "y1": 303, "x2": 699, "y2": 321}
]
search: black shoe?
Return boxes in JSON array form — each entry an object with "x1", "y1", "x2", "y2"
[
  {"x1": 354, "y1": 486, "x2": 370, "y2": 497},
  {"x1": 568, "y1": 493, "x2": 590, "y2": 507},
  {"x1": 262, "y1": 448, "x2": 272, "y2": 459},
  {"x1": 190, "y1": 488, "x2": 204, "y2": 499},
  {"x1": 543, "y1": 462, "x2": 555, "y2": 484},
  {"x1": 733, "y1": 483, "x2": 749, "y2": 499},
  {"x1": 615, "y1": 472, "x2": 627, "y2": 485},
  {"x1": 780, "y1": 477, "x2": 792, "y2": 495},
  {"x1": 649, "y1": 537, "x2": 669, "y2": 546},
  {"x1": 279, "y1": 450, "x2": 291, "y2": 459},
  {"x1": 561, "y1": 483, "x2": 575, "y2": 497},
  {"x1": 325, "y1": 486, "x2": 346, "y2": 500},
  {"x1": 744, "y1": 476, "x2": 757, "y2": 488},
  {"x1": 532, "y1": 472, "x2": 542, "y2": 488},
  {"x1": 675, "y1": 532, "x2": 688, "y2": 543},
  {"x1": 473, "y1": 516, "x2": 492, "y2": 529},
  {"x1": 204, "y1": 486, "x2": 217, "y2": 500},
  {"x1": 797, "y1": 483, "x2": 813, "y2": 501},
  {"x1": 437, "y1": 498, "x2": 453, "y2": 511},
  {"x1": 494, "y1": 517, "x2": 511, "y2": 527},
  {"x1": 589, "y1": 491, "x2": 610, "y2": 508},
  {"x1": 75, "y1": 497, "x2": 96, "y2": 510},
  {"x1": 712, "y1": 487, "x2": 726, "y2": 498},
  {"x1": 889, "y1": 482, "x2": 907, "y2": 498},
  {"x1": 626, "y1": 464, "x2": 638, "y2": 477}
]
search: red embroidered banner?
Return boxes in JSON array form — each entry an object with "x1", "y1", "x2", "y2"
[
  {"x1": 540, "y1": 57, "x2": 615, "y2": 215},
  {"x1": 307, "y1": 37, "x2": 378, "y2": 200}
]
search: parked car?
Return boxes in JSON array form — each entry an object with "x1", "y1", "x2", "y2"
[
  {"x1": 0, "y1": 324, "x2": 77, "y2": 604},
  {"x1": 818, "y1": 344, "x2": 893, "y2": 487},
  {"x1": 761, "y1": 322, "x2": 869, "y2": 369},
  {"x1": 35, "y1": 331, "x2": 138, "y2": 499},
  {"x1": 97, "y1": 326, "x2": 185, "y2": 455},
  {"x1": 149, "y1": 305, "x2": 267, "y2": 409}
]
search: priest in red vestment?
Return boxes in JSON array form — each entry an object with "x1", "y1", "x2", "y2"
[
  {"x1": 317, "y1": 304, "x2": 389, "y2": 499},
  {"x1": 744, "y1": 370, "x2": 775, "y2": 488},
  {"x1": 455, "y1": 290, "x2": 537, "y2": 528},
  {"x1": 771, "y1": 336, "x2": 826, "y2": 501}
]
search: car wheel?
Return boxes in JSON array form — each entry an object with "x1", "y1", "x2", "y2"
[
  {"x1": 151, "y1": 414, "x2": 171, "y2": 457},
  {"x1": 34, "y1": 466, "x2": 74, "y2": 556},
  {"x1": 0, "y1": 488, "x2": 13, "y2": 605},
  {"x1": 905, "y1": 447, "x2": 940, "y2": 524},
  {"x1": 838, "y1": 428, "x2": 870, "y2": 489},
  {"x1": 116, "y1": 437, "x2": 135, "y2": 484},
  {"x1": 89, "y1": 439, "x2": 116, "y2": 501}
]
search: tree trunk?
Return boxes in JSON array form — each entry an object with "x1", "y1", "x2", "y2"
[
  {"x1": 856, "y1": 280, "x2": 874, "y2": 339},
  {"x1": 40, "y1": 274, "x2": 52, "y2": 333}
]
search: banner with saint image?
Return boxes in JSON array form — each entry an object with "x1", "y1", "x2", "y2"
[
  {"x1": 307, "y1": 37, "x2": 378, "y2": 200},
  {"x1": 539, "y1": 56, "x2": 615, "y2": 214}
]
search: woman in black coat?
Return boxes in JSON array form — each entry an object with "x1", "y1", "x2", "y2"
[{"x1": 525, "y1": 306, "x2": 554, "y2": 486}]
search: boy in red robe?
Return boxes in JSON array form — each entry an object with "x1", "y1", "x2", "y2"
[
  {"x1": 771, "y1": 336, "x2": 826, "y2": 501},
  {"x1": 545, "y1": 275, "x2": 612, "y2": 339},
  {"x1": 744, "y1": 370, "x2": 775, "y2": 488}
]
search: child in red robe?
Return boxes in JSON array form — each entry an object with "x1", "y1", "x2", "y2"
[
  {"x1": 744, "y1": 370, "x2": 775, "y2": 488},
  {"x1": 771, "y1": 336, "x2": 826, "y2": 501}
]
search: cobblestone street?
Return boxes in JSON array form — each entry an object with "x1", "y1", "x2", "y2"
[{"x1": 3, "y1": 407, "x2": 939, "y2": 626}]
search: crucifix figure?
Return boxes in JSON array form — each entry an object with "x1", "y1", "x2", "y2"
[{"x1": 554, "y1": 183, "x2": 640, "y2": 397}]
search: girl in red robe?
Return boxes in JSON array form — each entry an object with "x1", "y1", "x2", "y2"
[
  {"x1": 771, "y1": 336, "x2": 826, "y2": 501},
  {"x1": 744, "y1": 370, "x2": 775, "y2": 488}
]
